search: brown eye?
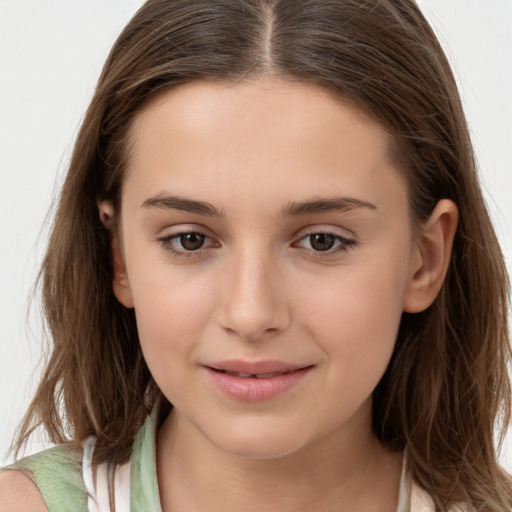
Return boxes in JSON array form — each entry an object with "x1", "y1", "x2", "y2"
[
  {"x1": 179, "y1": 232, "x2": 205, "y2": 251},
  {"x1": 159, "y1": 230, "x2": 218, "y2": 257},
  {"x1": 308, "y1": 233, "x2": 336, "y2": 251},
  {"x1": 294, "y1": 231, "x2": 355, "y2": 255}
]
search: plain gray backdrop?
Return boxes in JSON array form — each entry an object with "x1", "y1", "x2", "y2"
[{"x1": 1, "y1": 0, "x2": 511, "y2": 468}]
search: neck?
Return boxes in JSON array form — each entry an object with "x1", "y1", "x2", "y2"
[{"x1": 156, "y1": 407, "x2": 403, "y2": 512}]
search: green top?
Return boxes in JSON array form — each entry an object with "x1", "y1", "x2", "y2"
[
  {"x1": 130, "y1": 407, "x2": 162, "y2": 511},
  {"x1": 5, "y1": 443, "x2": 88, "y2": 512},
  {"x1": 3, "y1": 410, "x2": 161, "y2": 512}
]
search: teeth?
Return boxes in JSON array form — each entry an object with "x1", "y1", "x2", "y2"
[
  {"x1": 224, "y1": 371, "x2": 253, "y2": 377},
  {"x1": 255, "y1": 371, "x2": 284, "y2": 378},
  {"x1": 221, "y1": 369, "x2": 292, "y2": 378}
]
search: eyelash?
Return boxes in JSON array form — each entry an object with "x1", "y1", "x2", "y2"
[
  {"x1": 293, "y1": 231, "x2": 356, "y2": 259},
  {"x1": 158, "y1": 231, "x2": 216, "y2": 258},
  {"x1": 157, "y1": 230, "x2": 355, "y2": 259}
]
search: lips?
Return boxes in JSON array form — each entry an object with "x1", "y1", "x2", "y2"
[
  {"x1": 207, "y1": 359, "x2": 308, "y2": 375},
  {"x1": 204, "y1": 360, "x2": 313, "y2": 402}
]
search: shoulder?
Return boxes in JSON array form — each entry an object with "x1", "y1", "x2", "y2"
[
  {"x1": 0, "y1": 468, "x2": 48, "y2": 511},
  {"x1": 410, "y1": 479, "x2": 474, "y2": 512},
  {"x1": 0, "y1": 444, "x2": 89, "y2": 512}
]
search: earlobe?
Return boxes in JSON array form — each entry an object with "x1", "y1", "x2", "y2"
[
  {"x1": 98, "y1": 200, "x2": 134, "y2": 309},
  {"x1": 111, "y1": 236, "x2": 135, "y2": 309},
  {"x1": 403, "y1": 199, "x2": 459, "y2": 313},
  {"x1": 98, "y1": 199, "x2": 115, "y2": 230}
]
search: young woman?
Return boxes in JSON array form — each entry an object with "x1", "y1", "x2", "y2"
[{"x1": 1, "y1": 1, "x2": 511, "y2": 511}]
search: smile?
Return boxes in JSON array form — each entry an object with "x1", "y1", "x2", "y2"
[{"x1": 204, "y1": 360, "x2": 314, "y2": 402}]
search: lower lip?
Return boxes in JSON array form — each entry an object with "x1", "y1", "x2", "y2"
[{"x1": 204, "y1": 366, "x2": 313, "y2": 402}]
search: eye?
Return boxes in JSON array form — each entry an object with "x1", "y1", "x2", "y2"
[
  {"x1": 176, "y1": 232, "x2": 206, "y2": 251},
  {"x1": 295, "y1": 231, "x2": 355, "y2": 253},
  {"x1": 307, "y1": 233, "x2": 337, "y2": 252},
  {"x1": 158, "y1": 231, "x2": 217, "y2": 256}
]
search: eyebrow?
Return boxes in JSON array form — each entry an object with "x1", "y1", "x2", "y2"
[
  {"x1": 141, "y1": 194, "x2": 224, "y2": 217},
  {"x1": 282, "y1": 197, "x2": 377, "y2": 216},
  {"x1": 141, "y1": 193, "x2": 376, "y2": 217}
]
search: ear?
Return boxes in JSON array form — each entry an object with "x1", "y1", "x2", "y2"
[
  {"x1": 403, "y1": 199, "x2": 459, "y2": 313},
  {"x1": 98, "y1": 200, "x2": 134, "y2": 309}
]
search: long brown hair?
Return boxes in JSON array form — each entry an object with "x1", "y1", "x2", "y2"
[{"x1": 14, "y1": 1, "x2": 511, "y2": 510}]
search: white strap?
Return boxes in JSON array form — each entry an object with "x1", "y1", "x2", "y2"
[
  {"x1": 82, "y1": 436, "x2": 100, "y2": 512},
  {"x1": 81, "y1": 436, "x2": 131, "y2": 512},
  {"x1": 95, "y1": 462, "x2": 111, "y2": 511},
  {"x1": 114, "y1": 459, "x2": 131, "y2": 511}
]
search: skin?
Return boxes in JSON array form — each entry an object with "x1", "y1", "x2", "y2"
[
  {"x1": 100, "y1": 78, "x2": 458, "y2": 512},
  {"x1": 0, "y1": 470, "x2": 47, "y2": 511}
]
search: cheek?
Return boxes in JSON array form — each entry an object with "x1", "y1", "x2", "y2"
[
  {"x1": 296, "y1": 255, "x2": 409, "y2": 384},
  {"x1": 126, "y1": 260, "x2": 217, "y2": 382}
]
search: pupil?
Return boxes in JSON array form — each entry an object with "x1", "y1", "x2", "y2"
[
  {"x1": 180, "y1": 233, "x2": 205, "y2": 250},
  {"x1": 310, "y1": 233, "x2": 335, "y2": 251}
]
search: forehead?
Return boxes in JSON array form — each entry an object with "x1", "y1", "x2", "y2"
[
  {"x1": 122, "y1": 78, "x2": 406, "y2": 215},
  {"x1": 128, "y1": 78, "x2": 386, "y2": 158}
]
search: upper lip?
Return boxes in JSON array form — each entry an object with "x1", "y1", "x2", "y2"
[{"x1": 205, "y1": 359, "x2": 312, "y2": 376}]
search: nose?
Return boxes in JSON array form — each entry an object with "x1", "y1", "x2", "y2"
[{"x1": 218, "y1": 248, "x2": 290, "y2": 341}]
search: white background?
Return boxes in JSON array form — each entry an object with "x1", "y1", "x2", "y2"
[{"x1": 1, "y1": 0, "x2": 511, "y2": 469}]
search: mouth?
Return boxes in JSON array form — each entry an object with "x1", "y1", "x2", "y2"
[
  {"x1": 205, "y1": 359, "x2": 312, "y2": 376},
  {"x1": 204, "y1": 360, "x2": 314, "y2": 402},
  {"x1": 212, "y1": 369, "x2": 300, "y2": 379}
]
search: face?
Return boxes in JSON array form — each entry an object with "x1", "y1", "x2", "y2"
[{"x1": 114, "y1": 79, "x2": 420, "y2": 459}]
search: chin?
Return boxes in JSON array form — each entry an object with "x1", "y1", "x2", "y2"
[
  {"x1": 218, "y1": 438, "x2": 304, "y2": 460},
  {"x1": 205, "y1": 420, "x2": 313, "y2": 460}
]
